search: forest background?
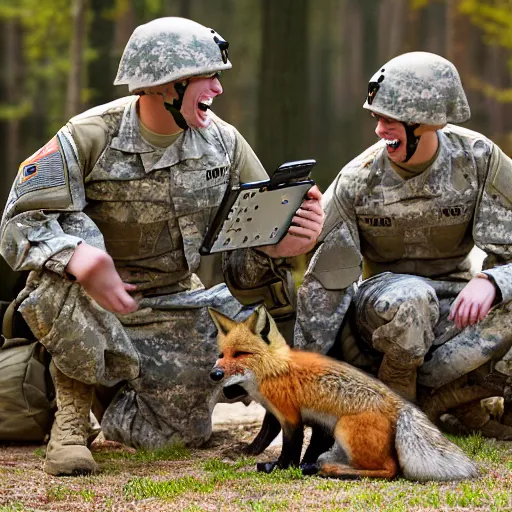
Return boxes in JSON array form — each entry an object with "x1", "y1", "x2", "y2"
[{"x1": 1, "y1": 0, "x2": 512, "y2": 209}]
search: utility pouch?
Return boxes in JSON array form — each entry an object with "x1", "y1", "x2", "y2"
[{"x1": 0, "y1": 302, "x2": 55, "y2": 442}]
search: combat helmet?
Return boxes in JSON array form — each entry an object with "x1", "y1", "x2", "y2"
[
  {"x1": 363, "y1": 52, "x2": 470, "y2": 125},
  {"x1": 114, "y1": 17, "x2": 231, "y2": 92}
]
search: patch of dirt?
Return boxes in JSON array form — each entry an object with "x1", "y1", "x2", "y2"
[
  {"x1": 0, "y1": 403, "x2": 283, "y2": 512},
  {"x1": 1, "y1": 403, "x2": 512, "y2": 512}
]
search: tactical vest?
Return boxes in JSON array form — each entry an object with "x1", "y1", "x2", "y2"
[
  {"x1": 355, "y1": 132, "x2": 480, "y2": 278},
  {"x1": 77, "y1": 99, "x2": 238, "y2": 290}
]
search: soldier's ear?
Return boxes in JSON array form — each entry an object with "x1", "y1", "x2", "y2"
[
  {"x1": 208, "y1": 308, "x2": 237, "y2": 336},
  {"x1": 246, "y1": 305, "x2": 271, "y2": 344}
]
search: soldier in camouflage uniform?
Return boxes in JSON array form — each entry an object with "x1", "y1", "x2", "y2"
[
  {"x1": 295, "y1": 52, "x2": 512, "y2": 437},
  {"x1": 0, "y1": 17, "x2": 324, "y2": 475}
]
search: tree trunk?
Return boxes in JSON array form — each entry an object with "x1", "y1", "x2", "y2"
[
  {"x1": 425, "y1": 0, "x2": 446, "y2": 55},
  {"x1": 112, "y1": 0, "x2": 137, "y2": 97},
  {"x1": 256, "y1": 0, "x2": 309, "y2": 172},
  {"x1": 66, "y1": 0, "x2": 89, "y2": 118},
  {"x1": 179, "y1": 0, "x2": 192, "y2": 18},
  {"x1": 4, "y1": 19, "x2": 22, "y2": 206},
  {"x1": 89, "y1": 0, "x2": 117, "y2": 106},
  {"x1": 378, "y1": 0, "x2": 407, "y2": 63},
  {"x1": 445, "y1": 0, "x2": 471, "y2": 78},
  {"x1": 405, "y1": 1, "x2": 421, "y2": 52},
  {"x1": 484, "y1": 44, "x2": 507, "y2": 139},
  {"x1": 308, "y1": 0, "x2": 346, "y2": 190},
  {"x1": 212, "y1": 0, "x2": 261, "y2": 144}
]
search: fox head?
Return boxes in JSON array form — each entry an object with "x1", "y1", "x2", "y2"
[{"x1": 209, "y1": 305, "x2": 291, "y2": 391}]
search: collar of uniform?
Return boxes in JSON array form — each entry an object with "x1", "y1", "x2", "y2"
[
  {"x1": 109, "y1": 96, "x2": 156, "y2": 154},
  {"x1": 148, "y1": 119, "x2": 231, "y2": 172},
  {"x1": 380, "y1": 134, "x2": 447, "y2": 205}
]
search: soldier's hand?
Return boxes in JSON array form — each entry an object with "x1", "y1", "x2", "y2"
[
  {"x1": 66, "y1": 243, "x2": 138, "y2": 314},
  {"x1": 449, "y1": 276, "x2": 496, "y2": 329},
  {"x1": 259, "y1": 185, "x2": 325, "y2": 258}
]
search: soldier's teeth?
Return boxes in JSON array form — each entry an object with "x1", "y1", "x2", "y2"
[
  {"x1": 385, "y1": 139, "x2": 400, "y2": 149},
  {"x1": 198, "y1": 97, "x2": 213, "y2": 112}
]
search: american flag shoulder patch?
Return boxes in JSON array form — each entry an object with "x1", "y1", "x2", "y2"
[{"x1": 17, "y1": 137, "x2": 66, "y2": 196}]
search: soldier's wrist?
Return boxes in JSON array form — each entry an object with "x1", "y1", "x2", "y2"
[
  {"x1": 475, "y1": 271, "x2": 502, "y2": 303},
  {"x1": 45, "y1": 244, "x2": 82, "y2": 277},
  {"x1": 475, "y1": 272, "x2": 496, "y2": 289}
]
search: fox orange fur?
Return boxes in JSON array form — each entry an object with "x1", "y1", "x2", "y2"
[{"x1": 209, "y1": 305, "x2": 478, "y2": 481}]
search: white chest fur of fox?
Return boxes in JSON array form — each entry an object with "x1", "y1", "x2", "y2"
[
  {"x1": 300, "y1": 409, "x2": 338, "y2": 432},
  {"x1": 209, "y1": 305, "x2": 478, "y2": 482}
]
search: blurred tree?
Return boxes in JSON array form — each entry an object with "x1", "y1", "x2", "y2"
[
  {"x1": 110, "y1": 0, "x2": 138, "y2": 98},
  {"x1": 4, "y1": 18, "x2": 22, "y2": 181},
  {"x1": 88, "y1": 0, "x2": 117, "y2": 106},
  {"x1": 178, "y1": 0, "x2": 191, "y2": 18},
  {"x1": 460, "y1": 0, "x2": 512, "y2": 51},
  {"x1": 0, "y1": 0, "x2": 73, "y2": 208},
  {"x1": 211, "y1": 0, "x2": 261, "y2": 144},
  {"x1": 309, "y1": 0, "x2": 346, "y2": 189},
  {"x1": 3, "y1": 0, "x2": 512, "y2": 211},
  {"x1": 66, "y1": 0, "x2": 90, "y2": 118},
  {"x1": 445, "y1": 0, "x2": 472, "y2": 77},
  {"x1": 458, "y1": 0, "x2": 512, "y2": 150},
  {"x1": 458, "y1": 0, "x2": 512, "y2": 99},
  {"x1": 256, "y1": 0, "x2": 310, "y2": 173},
  {"x1": 378, "y1": 0, "x2": 408, "y2": 62}
]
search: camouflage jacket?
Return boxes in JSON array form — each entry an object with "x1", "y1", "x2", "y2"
[
  {"x1": 0, "y1": 96, "x2": 280, "y2": 298},
  {"x1": 295, "y1": 124, "x2": 512, "y2": 349}
]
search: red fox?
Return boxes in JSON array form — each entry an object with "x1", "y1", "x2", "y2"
[{"x1": 209, "y1": 305, "x2": 478, "y2": 481}]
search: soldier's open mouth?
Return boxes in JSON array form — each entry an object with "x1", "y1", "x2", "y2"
[
  {"x1": 385, "y1": 138, "x2": 401, "y2": 150},
  {"x1": 384, "y1": 138, "x2": 402, "y2": 155},
  {"x1": 198, "y1": 97, "x2": 213, "y2": 112}
]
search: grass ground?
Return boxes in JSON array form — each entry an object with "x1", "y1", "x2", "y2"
[{"x1": 1, "y1": 419, "x2": 511, "y2": 512}]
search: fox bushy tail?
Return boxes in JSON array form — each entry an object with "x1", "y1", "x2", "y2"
[{"x1": 395, "y1": 403, "x2": 478, "y2": 482}]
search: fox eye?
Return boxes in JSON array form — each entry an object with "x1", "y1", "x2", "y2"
[
  {"x1": 218, "y1": 353, "x2": 224, "y2": 358},
  {"x1": 233, "y1": 351, "x2": 252, "y2": 358}
]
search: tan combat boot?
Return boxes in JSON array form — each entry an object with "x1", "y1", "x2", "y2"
[
  {"x1": 44, "y1": 362, "x2": 99, "y2": 476},
  {"x1": 378, "y1": 354, "x2": 422, "y2": 403}
]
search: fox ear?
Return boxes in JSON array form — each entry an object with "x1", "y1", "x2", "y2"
[
  {"x1": 247, "y1": 305, "x2": 271, "y2": 344},
  {"x1": 208, "y1": 308, "x2": 237, "y2": 336}
]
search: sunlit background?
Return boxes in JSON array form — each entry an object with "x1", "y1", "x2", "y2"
[{"x1": 1, "y1": 0, "x2": 511, "y2": 202}]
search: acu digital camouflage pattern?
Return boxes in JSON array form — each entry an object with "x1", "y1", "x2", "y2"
[
  {"x1": 295, "y1": 123, "x2": 512, "y2": 422},
  {"x1": 114, "y1": 17, "x2": 232, "y2": 92},
  {"x1": 353, "y1": 273, "x2": 512, "y2": 389},
  {"x1": 0, "y1": 95, "x2": 280, "y2": 448},
  {"x1": 363, "y1": 52, "x2": 471, "y2": 125}
]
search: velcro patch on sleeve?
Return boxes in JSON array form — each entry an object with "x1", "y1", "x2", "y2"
[
  {"x1": 16, "y1": 137, "x2": 66, "y2": 196},
  {"x1": 492, "y1": 152, "x2": 512, "y2": 206}
]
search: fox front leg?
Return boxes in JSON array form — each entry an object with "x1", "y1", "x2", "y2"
[
  {"x1": 256, "y1": 421, "x2": 303, "y2": 473},
  {"x1": 246, "y1": 411, "x2": 281, "y2": 455}
]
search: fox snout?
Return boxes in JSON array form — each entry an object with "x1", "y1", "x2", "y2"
[
  {"x1": 210, "y1": 367, "x2": 224, "y2": 381},
  {"x1": 209, "y1": 363, "x2": 250, "y2": 401}
]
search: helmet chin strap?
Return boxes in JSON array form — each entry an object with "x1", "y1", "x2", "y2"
[
  {"x1": 163, "y1": 80, "x2": 189, "y2": 130},
  {"x1": 403, "y1": 123, "x2": 421, "y2": 162}
]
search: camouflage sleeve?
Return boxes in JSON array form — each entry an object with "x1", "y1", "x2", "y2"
[
  {"x1": 294, "y1": 169, "x2": 362, "y2": 352},
  {"x1": 473, "y1": 143, "x2": 512, "y2": 302},
  {"x1": 221, "y1": 129, "x2": 297, "y2": 319},
  {"x1": 0, "y1": 123, "x2": 106, "y2": 274},
  {"x1": 231, "y1": 127, "x2": 269, "y2": 183}
]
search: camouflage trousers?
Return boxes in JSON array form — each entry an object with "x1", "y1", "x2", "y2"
[
  {"x1": 16, "y1": 270, "x2": 250, "y2": 449},
  {"x1": 353, "y1": 272, "x2": 512, "y2": 389}
]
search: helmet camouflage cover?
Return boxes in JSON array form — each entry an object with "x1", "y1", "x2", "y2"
[
  {"x1": 363, "y1": 51, "x2": 470, "y2": 125},
  {"x1": 114, "y1": 17, "x2": 232, "y2": 92}
]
